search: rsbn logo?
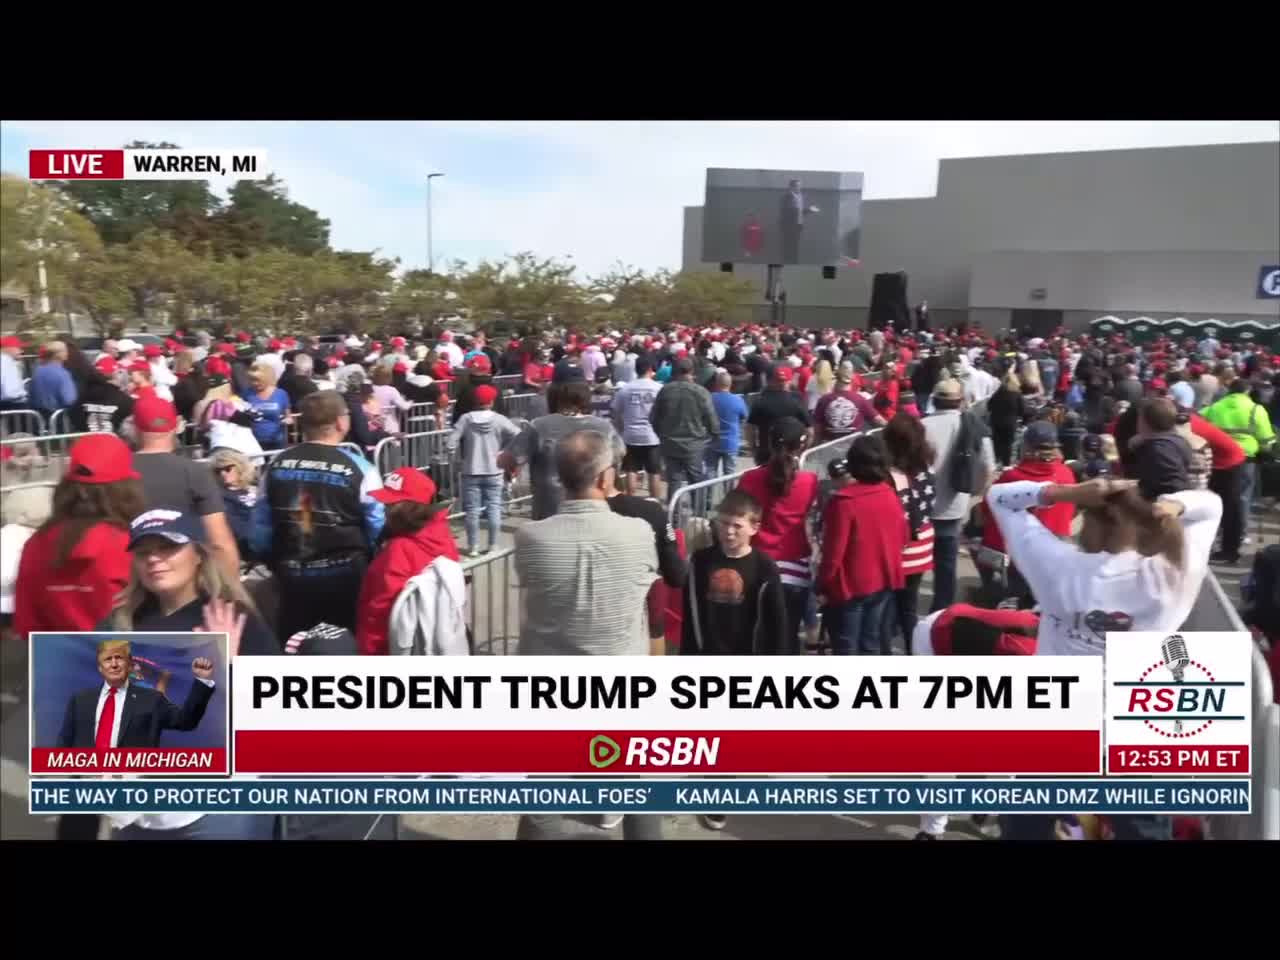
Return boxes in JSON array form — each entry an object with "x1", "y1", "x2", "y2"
[{"x1": 588, "y1": 735, "x2": 720, "y2": 768}]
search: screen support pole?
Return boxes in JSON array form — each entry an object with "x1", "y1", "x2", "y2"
[{"x1": 766, "y1": 264, "x2": 785, "y2": 328}]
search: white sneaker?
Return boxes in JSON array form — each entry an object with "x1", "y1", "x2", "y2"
[{"x1": 598, "y1": 815, "x2": 625, "y2": 829}]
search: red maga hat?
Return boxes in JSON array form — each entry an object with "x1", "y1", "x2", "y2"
[
  {"x1": 67, "y1": 434, "x2": 140, "y2": 485},
  {"x1": 370, "y1": 467, "x2": 438, "y2": 506}
]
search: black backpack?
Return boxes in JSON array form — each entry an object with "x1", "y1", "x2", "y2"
[{"x1": 948, "y1": 411, "x2": 987, "y2": 495}]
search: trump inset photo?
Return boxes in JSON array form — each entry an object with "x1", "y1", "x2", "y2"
[{"x1": 29, "y1": 633, "x2": 230, "y2": 776}]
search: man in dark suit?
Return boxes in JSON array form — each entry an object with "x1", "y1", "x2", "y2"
[
  {"x1": 778, "y1": 178, "x2": 819, "y2": 264},
  {"x1": 57, "y1": 639, "x2": 216, "y2": 749}
]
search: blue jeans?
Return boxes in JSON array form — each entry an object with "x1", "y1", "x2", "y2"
[
  {"x1": 114, "y1": 815, "x2": 275, "y2": 841},
  {"x1": 704, "y1": 450, "x2": 737, "y2": 478},
  {"x1": 824, "y1": 590, "x2": 893, "y2": 655},
  {"x1": 929, "y1": 518, "x2": 963, "y2": 613},
  {"x1": 664, "y1": 454, "x2": 706, "y2": 503},
  {"x1": 462, "y1": 474, "x2": 504, "y2": 550}
]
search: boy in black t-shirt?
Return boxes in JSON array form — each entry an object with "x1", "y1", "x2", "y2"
[
  {"x1": 682, "y1": 489, "x2": 787, "y2": 832},
  {"x1": 682, "y1": 490, "x2": 788, "y2": 657}
]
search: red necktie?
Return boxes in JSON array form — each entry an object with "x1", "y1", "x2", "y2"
[{"x1": 96, "y1": 688, "x2": 117, "y2": 750}]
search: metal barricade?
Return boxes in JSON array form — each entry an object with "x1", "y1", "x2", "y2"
[
  {"x1": 798, "y1": 431, "x2": 871, "y2": 479},
  {"x1": 338, "y1": 441, "x2": 367, "y2": 462},
  {"x1": 666, "y1": 469, "x2": 749, "y2": 530},
  {"x1": 492, "y1": 374, "x2": 522, "y2": 393},
  {"x1": 0, "y1": 409, "x2": 46, "y2": 438},
  {"x1": 0, "y1": 431, "x2": 100, "y2": 488},
  {"x1": 460, "y1": 546, "x2": 519, "y2": 655},
  {"x1": 1190, "y1": 573, "x2": 1280, "y2": 841},
  {"x1": 47, "y1": 409, "x2": 71, "y2": 436},
  {"x1": 372, "y1": 429, "x2": 459, "y2": 501},
  {"x1": 504, "y1": 393, "x2": 544, "y2": 421},
  {"x1": 404, "y1": 402, "x2": 440, "y2": 434}
]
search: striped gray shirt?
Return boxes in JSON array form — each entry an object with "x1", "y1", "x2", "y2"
[{"x1": 515, "y1": 499, "x2": 659, "y2": 655}]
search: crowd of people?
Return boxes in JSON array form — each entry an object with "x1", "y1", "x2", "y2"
[{"x1": 2, "y1": 317, "x2": 1277, "y2": 842}]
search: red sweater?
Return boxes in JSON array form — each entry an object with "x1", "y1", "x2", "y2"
[
  {"x1": 1190, "y1": 413, "x2": 1245, "y2": 470},
  {"x1": 13, "y1": 521, "x2": 132, "y2": 641},
  {"x1": 817, "y1": 481, "x2": 907, "y2": 604},
  {"x1": 737, "y1": 467, "x2": 818, "y2": 565},
  {"x1": 980, "y1": 459, "x2": 1076, "y2": 553},
  {"x1": 356, "y1": 516, "x2": 462, "y2": 655}
]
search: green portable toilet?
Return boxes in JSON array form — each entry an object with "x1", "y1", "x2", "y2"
[
  {"x1": 1090, "y1": 315, "x2": 1124, "y2": 339},
  {"x1": 1127, "y1": 316, "x2": 1158, "y2": 344}
]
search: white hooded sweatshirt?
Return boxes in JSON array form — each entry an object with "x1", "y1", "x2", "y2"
[{"x1": 985, "y1": 481, "x2": 1221, "y2": 657}]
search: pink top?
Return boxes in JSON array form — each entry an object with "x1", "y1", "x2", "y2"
[{"x1": 372, "y1": 384, "x2": 412, "y2": 433}]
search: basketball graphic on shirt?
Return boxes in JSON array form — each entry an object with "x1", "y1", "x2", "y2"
[
  {"x1": 708, "y1": 567, "x2": 746, "y2": 606},
  {"x1": 824, "y1": 395, "x2": 857, "y2": 433}
]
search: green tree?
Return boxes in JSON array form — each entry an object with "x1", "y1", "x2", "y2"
[
  {"x1": 668, "y1": 270, "x2": 755, "y2": 327},
  {"x1": 386, "y1": 268, "x2": 458, "y2": 330},
  {"x1": 588, "y1": 262, "x2": 675, "y2": 330},
  {"x1": 119, "y1": 229, "x2": 199, "y2": 321},
  {"x1": 55, "y1": 141, "x2": 222, "y2": 246},
  {"x1": 222, "y1": 175, "x2": 331, "y2": 256},
  {"x1": 458, "y1": 253, "x2": 584, "y2": 332},
  {"x1": 59, "y1": 246, "x2": 133, "y2": 336},
  {"x1": 1, "y1": 174, "x2": 102, "y2": 291}
]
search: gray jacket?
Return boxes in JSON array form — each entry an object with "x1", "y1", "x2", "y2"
[
  {"x1": 449, "y1": 410, "x2": 520, "y2": 476},
  {"x1": 648, "y1": 379, "x2": 719, "y2": 461}
]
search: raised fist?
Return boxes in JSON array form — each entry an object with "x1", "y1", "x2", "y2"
[{"x1": 191, "y1": 658, "x2": 215, "y2": 681}]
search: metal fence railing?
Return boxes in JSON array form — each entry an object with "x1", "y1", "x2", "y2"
[
  {"x1": 460, "y1": 546, "x2": 519, "y2": 655},
  {"x1": 492, "y1": 374, "x2": 522, "y2": 393},
  {"x1": 0, "y1": 409, "x2": 47, "y2": 438},
  {"x1": 1187, "y1": 572, "x2": 1279, "y2": 841},
  {"x1": 503, "y1": 393, "x2": 544, "y2": 422}
]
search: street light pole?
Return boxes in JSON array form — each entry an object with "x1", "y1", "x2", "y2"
[{"x1": 427, "y1": 172, "x2": 444, "y2": 273}]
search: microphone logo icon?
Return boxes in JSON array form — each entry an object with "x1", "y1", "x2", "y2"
[{"x1": 1161, "y1": 634, "x2": 1190, "y2": 733}]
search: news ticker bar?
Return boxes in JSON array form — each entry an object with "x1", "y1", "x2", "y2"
[
  {"x1": 29, "y1": 149, "x2": 268, "y2": 181},
  {"x1": 28, "y1": 779, "x2": 1252, "y2": 816}
]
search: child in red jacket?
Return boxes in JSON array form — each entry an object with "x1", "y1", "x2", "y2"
[
  {"x1": 355, "y1": 468, "x2": 461, "y2": 655},
  {"x1": 817, "y1": 433, "x2": 907, "y2": 654}
]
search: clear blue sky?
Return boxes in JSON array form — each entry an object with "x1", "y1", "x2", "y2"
[{"x1": 3, "y1": 120, "x2": 1276, "y2": 279}]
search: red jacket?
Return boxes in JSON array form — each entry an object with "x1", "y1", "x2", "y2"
[
  {"x1": 818, "y1": 481, "x2": 906, "y2": 604},
  {"x1": 356, "y1": 516, "x2": 461, "y2": 655},
  {"x1": 1190, "y1": 413, "x2": 1245, "y2": 471},
  {"x1": 737, "y1": 466, "x2": 818, "y2": 565},
  {"x1": 928, "y1": 604, "x2": 1038, "y2": 656},
  {"x1": 980, "y1": 458, "x2": 1076, "y2": 553},
  {"x1": 13, "y1": 521, "x2": 132, "y2": 641}
]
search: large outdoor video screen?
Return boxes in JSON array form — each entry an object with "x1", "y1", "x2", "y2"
[{"x1": 701, "y1": 168, "x2": 864, "y2": 267}]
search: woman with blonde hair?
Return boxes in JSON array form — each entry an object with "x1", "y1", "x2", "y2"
[
  {"x1": 806, "y1": 358, "x2": 835, "y2": 412},
  {"x1": 98, "y1": 509, "x2": 277, "y2": 841},
  {"x1": 209, "y1": 448, "x2": 259, "y2": 559},
  {"x1": 108, "y1": 508, "x2": 275, "y2": 648},
  {"x1": 988, "y1": 369, "x2": 1025, "y2": 467},
  {"x1": 239, "y1": 362, "x2": 290, "y2": 450}
]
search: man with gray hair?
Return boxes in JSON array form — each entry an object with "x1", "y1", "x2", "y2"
[
  {"x1": 515, "y1": 430, "x2": 659, "y2": 657},
  {"x1": 514, "y1": 429, "x2": 660, "y2": 841},
  {"x1": 280, "y1": 352, "x2": 320, "y2": 408}
]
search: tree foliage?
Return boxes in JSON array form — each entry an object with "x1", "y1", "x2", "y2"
[
  {"x1": 6, "y1": 143, "x2": 758, "y2": 338},
  {"x1": 56, "y1": 141, "x2": 222, "y2": 246},
  {"x1": 1, "y1": 174, "x2": 102, "y2": 290}
]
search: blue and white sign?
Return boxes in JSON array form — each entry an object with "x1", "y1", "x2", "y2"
[
  {"x1": 28, "y1": 778, "x2": 1251, "y2": 815},
  {"x1": 1258, "y1": 265, "x2": 1280, "y2": 299}
]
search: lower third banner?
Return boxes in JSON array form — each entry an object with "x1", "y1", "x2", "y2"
[{"x1": 28, "y1": 779, "x2": 1251, "y2": 815}]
